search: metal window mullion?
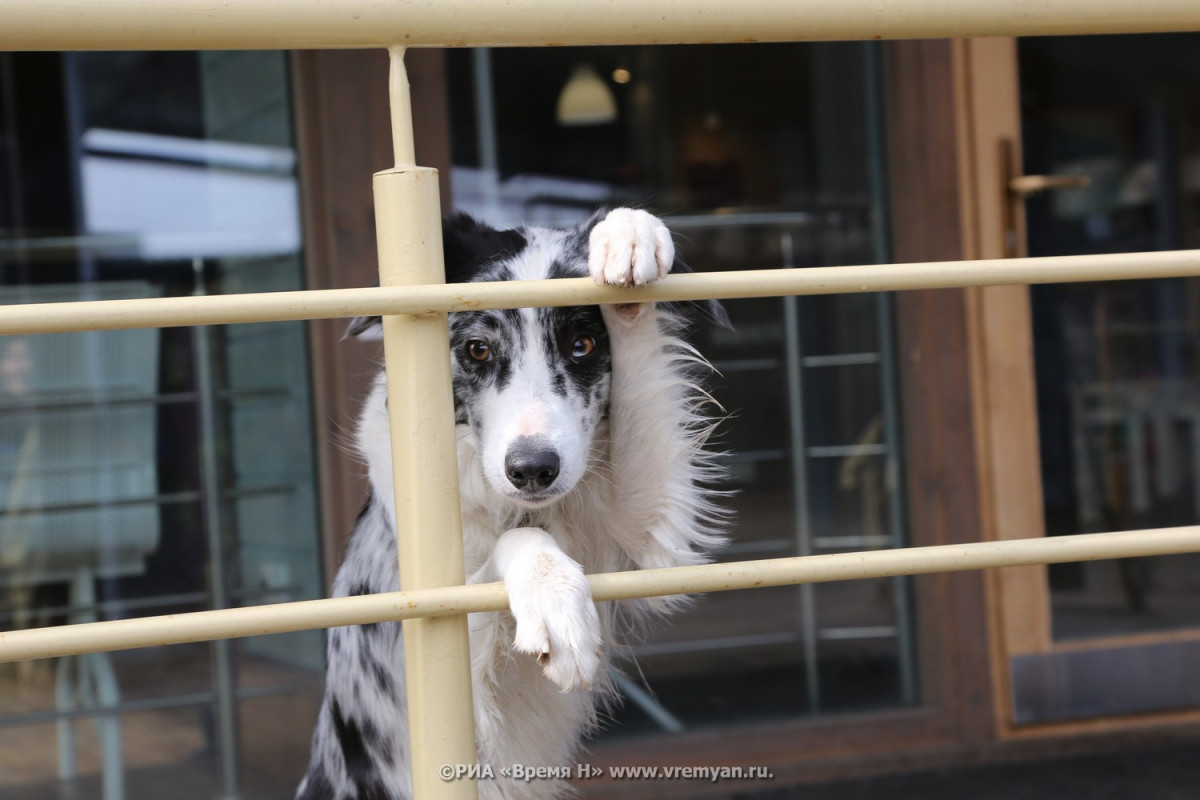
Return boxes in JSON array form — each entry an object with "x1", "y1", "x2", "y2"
[
  {"x1": 862, "y1": 37, "x2": 918, "y2": 706},
  {"x1": 878, "y1": 291, "x2": 919, "y2": 707},
  {"x1": 375, "y1": 47, "x2": 478, "y2": 800},
  {"x1": 191, "y1": 260, "x2": 241, "y2": 800},
  {"x1": 780, "y1": 232, "x2": 822, "y2": 713}
]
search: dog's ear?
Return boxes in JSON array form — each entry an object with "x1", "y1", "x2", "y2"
[
  {"x1": 344, "y1": 213, "x2": 528, "y2": 341},
  {"x1": 343, "y1": 315, "x2": 383, "y2": 341},
  {"x1": 665, "y1": 255, "x2": 733, "y2": 330},
  {"x1": 443, "y1": 212, "x2": 527, "y2": 283}
]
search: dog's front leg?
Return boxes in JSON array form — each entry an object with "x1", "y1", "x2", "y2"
[
  {"x1": 589, "y1": 209, "x2": 719, "y2": 572},
  {"x1": 588, "y1": 207, "x2": 674, "y2": 323},
  {"x1": 494, "y1": 526, "x2": 601, "y2": 691}
]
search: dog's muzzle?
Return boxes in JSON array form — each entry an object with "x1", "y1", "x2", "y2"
[{"x1": 504, "y1": 437, "x2": 561, "y2": 494}]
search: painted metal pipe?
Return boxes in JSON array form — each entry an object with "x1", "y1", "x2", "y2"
[
  {"x1": 374, "y1": 47, "x2": 478, "y2": 800},
  {"x1": 1, "y1": 527, "x2": 1198, "y2": 664},
  {"x1": 1, "y1": 0, "x2": 1199, "y2": 50},
  {"x1": 3, "y1": 249, "x2": 1200, "y2": 336}
]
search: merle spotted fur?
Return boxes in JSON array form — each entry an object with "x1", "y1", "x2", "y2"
[{"x1": 297, "y1": 208, "x2": 728, "y2": 800}]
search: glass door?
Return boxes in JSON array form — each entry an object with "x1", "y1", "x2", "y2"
[{"x1": 1001, "y1": 33, "x2": 1200, "y2": 725}]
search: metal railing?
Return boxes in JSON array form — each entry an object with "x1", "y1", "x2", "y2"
[
  {"x1": 4, "y1": 0, "x2": 1200, "y2": 49},
  {"x1": 4, "y1": 5, "x2": 1200, "y2": 799}
]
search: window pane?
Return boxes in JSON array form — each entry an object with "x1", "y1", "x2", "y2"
[
  {"x1": 0, "y1": 51, "x2": 322, "y2": 799},
  {"x1": 1021, "y1": 34, "x2": 1200, "y2": 642},
  {"x1": 446, "y1": 42, "x2": 917, "y2": 735}
]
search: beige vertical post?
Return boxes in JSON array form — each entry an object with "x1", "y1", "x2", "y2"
[{"x1": 374, "y1": 46, "x2": 479, "y2": 800}]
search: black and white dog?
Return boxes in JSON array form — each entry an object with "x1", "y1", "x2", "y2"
[{"x1": 297, "y1": 208, "x2": 728, "y2": 800}]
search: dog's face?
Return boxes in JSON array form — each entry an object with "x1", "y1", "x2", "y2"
[
  {"x1": 450, "y1": 302, "x2": 611, "y2": 507},
  {"x1": 447, "y1": 217, "x2": 613, "y2": 508},
  {"x1": 350, "y1": 213, "x2": 612, "y2": 508},
  {"x1": 348, "y1": 211, "x2": 728, "y2": 509}
]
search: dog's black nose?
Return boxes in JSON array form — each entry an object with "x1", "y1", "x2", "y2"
[{"x1": 505, "y1": 441, "x2": 560, "y2": 492}]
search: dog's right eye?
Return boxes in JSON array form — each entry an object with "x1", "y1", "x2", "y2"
[{"x1": 466, "y1": 340, "x2": 492, "y2": 362}]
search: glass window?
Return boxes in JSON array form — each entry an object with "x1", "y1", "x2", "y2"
[
  {"x1": 1021, "y1": 33, "x2": 1200, "y2": 641},
  {"x1": 1, "y1": 51, "x2": 322, "y2": 798},
  {"x1": 447, "y1": 42, "x2": 917, "y2": 734}
]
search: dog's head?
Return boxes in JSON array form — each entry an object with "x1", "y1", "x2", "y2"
[{"x1": 348, "y1": 211, "x2": 725, "y2": 509}]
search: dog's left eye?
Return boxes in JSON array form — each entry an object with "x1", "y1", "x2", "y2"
[
  {"x1": 466, "y1": 339, "x2": 492, "y2": 362},
  {"x1": 570, "y1": 335, "x2": 596, "y2": 360}
]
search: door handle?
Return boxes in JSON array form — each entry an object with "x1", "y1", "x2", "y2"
[
  {"x1": 998, "y1": 138, "x2": 1091, "y2": 257},
  {"x1": 1008, "y1": 173, "x2": 1091, "y2": 198}
]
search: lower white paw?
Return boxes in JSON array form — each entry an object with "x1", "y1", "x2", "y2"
[
  {"x1": 588, "y1": 208, "x2": 674, "y2": 288},
  {"x1": 505, "y1": 547, "x2": 602, "y2": 692}
]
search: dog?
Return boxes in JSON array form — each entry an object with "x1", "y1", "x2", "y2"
[{"x1": 297, "y1": 208, "x2": 729, "y2": 800}]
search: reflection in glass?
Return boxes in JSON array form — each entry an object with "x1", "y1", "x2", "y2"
[
  {"x1": 447, "y1": 42, "x2": 917, "y2": 735},
  {"x1": 1022, "y1": 34, "x2": 1200, "y2": 641},
  {"x1": 1, "y1": 51, "x2": 322, "y2": 799}
]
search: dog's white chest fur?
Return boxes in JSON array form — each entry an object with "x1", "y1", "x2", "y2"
[{"x1": 297, "y1": 208, "x2": 726, "y2": 800}]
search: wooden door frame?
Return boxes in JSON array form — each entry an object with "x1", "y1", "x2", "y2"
[
  {"x1": 951, "y1": 37, "x2": 1200, "y2": 742},
  {"x1": 884, "y1": 36, "x2": 1006, "y2": 750},
  {"x1": 291, "y1": 48, "x2": 453, "y2": 585},
  {"x1": 948, "y1": 37, "x2": 1055, "y2": 734}
]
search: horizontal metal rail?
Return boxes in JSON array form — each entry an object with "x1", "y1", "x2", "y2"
[
  {"x1": 1, "y1": 0, "x2": 1199, "y2": 50},
  {"x1": 1, "y1": 527, "x2": 1197, "y2": 664},
  {"x1": 2, "y1": 11, "x2": 1196, "y2": 798},
  {"x1": 2, "y1": 249, "x2": 1199, "y2": 335}
]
